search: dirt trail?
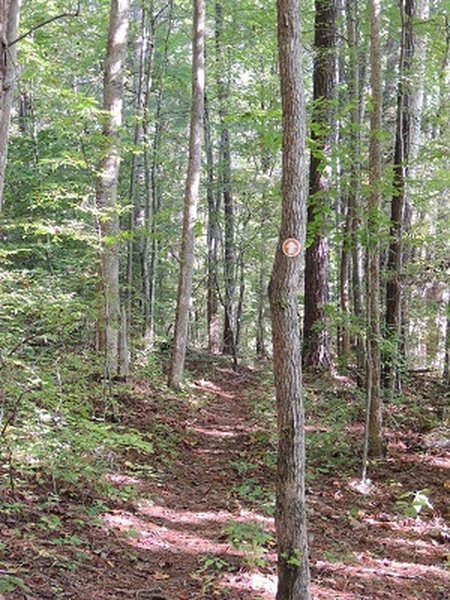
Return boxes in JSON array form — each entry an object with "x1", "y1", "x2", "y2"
[
  {"x1": 93, "y1": 365, "x2": 275, "y2": 600},
  {"x1": 3, "y1": 362, "x2": 449, "y2": 599}
]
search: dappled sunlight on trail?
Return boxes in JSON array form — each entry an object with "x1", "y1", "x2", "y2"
[
  {"x1": 102, "y1": 509, "x2": 237, "y2": 556},
  {"x1": 4, "y1": 360, "x2": 448, "y2": 599}
]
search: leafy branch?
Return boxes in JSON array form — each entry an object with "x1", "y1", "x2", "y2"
[{"x1": 8, "y1": 2, "x2": 81, "y2": 48}]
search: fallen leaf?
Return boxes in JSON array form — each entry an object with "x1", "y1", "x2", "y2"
[{"x1": 153, "y1": 572, "x2": 170, "y2": 580}]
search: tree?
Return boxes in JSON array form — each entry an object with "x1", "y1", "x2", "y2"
[
  {"x1": 365, "y1": 0, "x2": 383, "y2": 458},
  {"x1": 384, "y1": 0, "x2": 428, "y2": 393},
  {"x1": 338, "y1": 0, "x2": 365, "y2": 376},
  {"x1": 303, "y1": 0, "x2": 336, "y2": 371},
  {"x1": 215, "y1": 1, "x2": 235, "y2": 356},
  {"x1": 0, "y1": 0, "x2": 21, "y2": 210},
  {"x1": 268, "y1": 0, "x2": 311, "y2": 597},
  {"x1": 96, "y1": 0, "x2": 130, "y2": 380},
  {"x1": 168, "y1": 0, "x2": 205, "y2": 388},
  {"x1": 204, "y1": 92, "x2": 221, "y2": 354},
  {"x1": 125, "y1": 1, "x2": 150, "y2": 329},
  {"x1": 444, "y1": 295, "x2": 450, "y2": 387},
  {"x1": 141, "y1": 2, "x2": 173, "y2": 351}
]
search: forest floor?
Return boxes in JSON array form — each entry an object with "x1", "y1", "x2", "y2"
[{"x1": 1, "y1": 353, "x2": 449, "y2": 599}]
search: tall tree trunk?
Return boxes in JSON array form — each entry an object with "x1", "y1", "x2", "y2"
[
  {"x1": 303, "y1": 0, "x2": 336, "y2": 372},
  {"x1": 348, "y1": 0, "x2": 364, "y2": 382},
  {"x1": 444, "y1": 294, "x2": 450, "y2": 388},
  {"x1": 215, "y1": 1, "x2": 235, "y2": 355},
  {"x1": 142, "y1": 1, "x2": 172, "y2": 350},
  {"x1": 234, "y1": 210, "x2": 251, "y2": 358},
  {"x1": 96, "y1": 0, "x2": 130, "y2": 380},
  {"x1": 436, "y1": 14, "x2": 449, "y2": 136},
  {"x1": 204, "y1": 92, "x2": 220, "y2": 354},
  {"x1": 339, "y1": 210, "x2": 352, "y2": 364},
  {"x1": 384, "y1": 0, "x2": 420, "y2": 393},
  {"x1": 125, "y1": 1, "x2": 149, "y2": 328},
  {"x1": 269, "y1": 0, "x2": 311, "y2": 597},
  {"x1": 339, "y1": 0, "x2": 366, "y2": 376},
  {"x1": 168, "y1": 0, "x2": 205, "y2": 388},
  {"x1": 256, "y1": 220, "x2": 268, "y2": 358},
  {"x1": 366, "y1": 0, "x2": 383, "y2": 458},
  {"x1": 0, "y1": 0, "x2": 21, "y2": 211},
  {"x1": 401, "y1": 0, "x2": 429, "y2": 370},
  {"x1": 235, "y1": 243, "x2": 245, "y2": 355}
]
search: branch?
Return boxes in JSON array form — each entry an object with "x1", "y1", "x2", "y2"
[
  {"x1": 153, "y1": 3, "x2": 170, "y2": 24},
  {"x1": 8, "y1": 2, "x2": 81, "y2": 48}
]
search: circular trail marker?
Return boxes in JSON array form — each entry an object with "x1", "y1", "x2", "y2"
[{"x1": 282, "y1": 238, "x2": 301, "y2": 257}]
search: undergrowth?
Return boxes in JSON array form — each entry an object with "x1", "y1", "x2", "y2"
[{"x1": 0, "y1": 270, "x2": 175, "y2": 509}]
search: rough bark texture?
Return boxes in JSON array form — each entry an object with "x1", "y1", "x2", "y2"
[
  {"x1": 168, "y1": 0, "x2": 205, "y2": 388},
  {"x1": 269, "y1": 0, "x2": 311, "y2": 597},
  {"x1": 96, "y1": 0, "x2": 130, "y2": 379},
  {"x1": 215, "y1": 1, "x2": 235, "y2": 355},
  {"x1": 0, "y1": 0, "x2": 21, "y2": 210},
  {"x1": 303, "y1": 0, "x2": 336, "y2": 372},
  {"x1": 366, "y1": 0, "x2": 383, "y2": 457}
]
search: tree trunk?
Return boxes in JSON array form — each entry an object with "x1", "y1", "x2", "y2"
[
  {"x1": 303, "y1": 0, "x2": 336, "y2": 372},
  {"x1": 204, "y1": 92, "x2": 220, "y2": 354},
  {"x1": 0, "y1": 0, "x2": 21, "y2": 211},
  {"x1": 269, "y1": 0, "x2": 311, "y2": 597},
  {"x1": 347, "y1": 0, "x2": 365, "y2": 383},
  {"x1": 444, "y1": 294, "x2": 450, "y2": 388},
  {"x1": 366, "y1": 0, "x2": 383, "y2": 458},
  {"x1": 142, "y1": 1, "x2": 172, "y2": 350},
  {"x1": 215, "y1": 1, "x2": 235, "y2": 355},
  {"x1": 339, "y1": 227, "x2": 351, "y2": 363},
  {"x1": 339, "y1": 0, "x2": 365, "y2": 377},
  {"x1": 235, "y1": 233, "x2": 247, "y2": 355},
  {"x1": 168, "y1": 0, "x2": 205, "y2": 388},
  {"x1": 96, "y1": 0, "x2": 130, "y2": 380},
  {"x1": 256, "y1": 225, "x2": 268, "y2": 359},
  {"x1": 125, "y1": 1, "x2": 149, "y2": 328},
  {"x1": 141, "y1": 8, "x2": 156, "y2": 348},
  {"x1": 384, "y1": 0, "x2": 421, "y2": 393}
]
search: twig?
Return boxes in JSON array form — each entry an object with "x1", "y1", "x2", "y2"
[
  {"x1": 6, "y1": 332, "x2": 42, "y2": 358},
  {"x1": 8, "y1": 2, "x2": 81, "y2": 48}
]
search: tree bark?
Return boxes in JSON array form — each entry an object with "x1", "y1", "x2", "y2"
[
  {"x1": 347, "y1": 0, "x2": 364, "y2": 382},
  {"x1": 269, "y1": 0, "x2": 311, "y2": 597},
  {"x1": 444, "y1": 294, "x2": 450, "y2": 387},
  {"x1": 384, "y1": 0, "x2": 423, "y2": 393},
  {"x1": 168, "y1": 0, "x2": 205, "y2": 388},
  {"x1": 339, "y1": 0, "x2": 365, "y2": 376},
  {"x1": 235, "y1": 242, "x2": 245, "y2": 355},
  {"x1": 256, "y1": 218, "x2": 268, "y2": 358},
  {"x1": 125, "y1": 1, "x2": 149, "y2": 328},
  {"x1": 204, "y1": 92, "x2": 220, "y2": 354},
  {"x1": 303, "y1": 0, "x2": 336, "y2": 372},
  {"x1": 215, "y1": 1, "x2": 235, "y2": 355},
  {"x1": 96, "y1": 0, "x2": 130, "y2": 379},
  {"x1": 0, "y1": 0, "x2": 21, "y2": 211},
  {"x1": 366, "y1": 0, "x2": 383, "y2": 457},
  {"x1": 142, "y1": 1, "x2": 172, "y2": 350}
]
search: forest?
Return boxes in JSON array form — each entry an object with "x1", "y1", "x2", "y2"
[{"x1": 0, "y1": 0, "x2": 449, "y2": 598}]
